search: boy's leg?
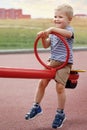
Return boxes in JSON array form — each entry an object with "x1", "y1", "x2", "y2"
[
  {"x1": 56, "y1": 83, "x2": 66, "y2": 109},
  {"x1": 25, "y1": 79, "x2": 50, "y2": 120},
  {"x1": 52, "y1": 83, "x2": 66, "y2": 128},
  {"x1": 34, "y1": 79, "x2": 50, "y2": 103},
  {"x1": 52, "y1": 65, "x2": 71, "y2": 128}
]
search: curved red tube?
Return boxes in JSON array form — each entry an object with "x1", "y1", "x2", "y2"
[{"x1": 34, "y1": 32, "x2": 70, "y2": 71}]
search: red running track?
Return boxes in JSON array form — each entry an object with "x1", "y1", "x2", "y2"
[{"x1": 0, "y1": 51, "x2": 87, "y2": 130}]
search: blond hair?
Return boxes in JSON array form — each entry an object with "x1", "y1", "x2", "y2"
[{"x1": 55, "y1": 4, "x2": 73, "y2": 20}]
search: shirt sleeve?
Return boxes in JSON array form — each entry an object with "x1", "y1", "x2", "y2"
[{"x1": 66, "y1": 26, "x2": 74, "y2": 39}]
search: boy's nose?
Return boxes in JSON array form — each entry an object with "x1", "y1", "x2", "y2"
[
  {"x1": 55, "y1": 17, "x2": 59, "y2": 21},
  {"x1": 55, "y1": 18, "x2": 59, "y2": 22}
]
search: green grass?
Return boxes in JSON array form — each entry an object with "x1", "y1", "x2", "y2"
[
  {"x1": 0, "y1": 28, "x2": 37, "y2": 49},
  {"x1": 0, "y1": 18, "x2": 87, "y2": 49},
  {"x1": 71, "y1": 17, "x2": 87, "y2": 47}
]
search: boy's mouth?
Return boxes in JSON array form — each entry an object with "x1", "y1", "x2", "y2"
[{"x1": 55, "y1": 21, "x2": 61, "y2": 24}]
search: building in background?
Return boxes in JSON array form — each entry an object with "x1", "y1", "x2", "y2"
[
  {"x1": 74, "y1": 14, "x2": 87, "y2": 18},
  {"x1": 0, "y1": 8, "x2": 31, "y2": 19}
]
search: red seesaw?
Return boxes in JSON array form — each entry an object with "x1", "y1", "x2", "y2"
[
  {"x1": 0, "y1": 32, "x2": 69, "y2": 79},
  {"x1": 0, "y1": 32, "x2": 79, "y2": 88}
]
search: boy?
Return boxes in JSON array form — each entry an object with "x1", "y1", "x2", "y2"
[{"x1": 25, "y1": 4, "x2": 74, "y2": 129}]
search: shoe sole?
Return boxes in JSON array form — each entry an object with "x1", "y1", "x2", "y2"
[
  {"x1": 25, "y1": 111, "x2": 43, "y2": 120},
  {"x1": 52, "y1": 117, "x2": 66, "y2": 129}
]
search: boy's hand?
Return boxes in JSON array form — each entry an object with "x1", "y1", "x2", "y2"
[
  {"x1": 37, "y1": 31, "x2": 48, "y2": 39},
  {"x1": 37, "y1": 27, "x2": 54, "y2": 39},
  {"x1": 45, "y1": 27, "x2": 54, "y2": 34}
]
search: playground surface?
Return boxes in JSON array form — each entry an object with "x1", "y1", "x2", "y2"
[{"x1": 0, "y1": 50, "x2": 87, "y2": 130}]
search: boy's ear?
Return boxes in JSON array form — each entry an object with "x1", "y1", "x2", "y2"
[
  {"x1": 69, "y1": 17, "x2": 72, "y2": 21},
  {"x1": 68, "y1": 18, "x2": 72, "y2": 24}
]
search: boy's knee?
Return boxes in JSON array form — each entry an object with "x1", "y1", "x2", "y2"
[
  {"x1": 39, "y1": 79, "x2": 50, "y2": 88},
  {"x1": 56, "y1": 83, "x2": 65, "y2": 94}
]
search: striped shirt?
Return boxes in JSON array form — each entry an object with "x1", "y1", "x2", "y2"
[{"x1": 49, "y1": 26, "x2": 74, "y2": 64}]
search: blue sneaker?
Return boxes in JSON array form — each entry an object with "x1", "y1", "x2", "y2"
[
  {"x1": 52, "y1": 111, "x2": 66, "y2": 129},
  {"x1": 25, "y1": 104, "x2": 43, "y2": 120}
]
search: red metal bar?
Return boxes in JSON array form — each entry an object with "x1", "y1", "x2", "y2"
[{"x1": 0, "y1": 67, "x2": 56, "y2": 79}]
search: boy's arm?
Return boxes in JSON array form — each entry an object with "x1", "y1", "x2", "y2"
[
  {"x1": 45, "y1": 27, "x2": 73, "y2": 38},
  {"x1": 41, "y1": 37, "x2": 50, "y2": 48},
  {"x1": 37, "y1": 31, "x2": 51, "y2": 48}
]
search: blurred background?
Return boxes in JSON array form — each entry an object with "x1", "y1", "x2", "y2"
[{"x1": 0, "y1": 0, "x2": 87, "y2": 50}]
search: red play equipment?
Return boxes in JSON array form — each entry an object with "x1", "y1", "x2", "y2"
[
  {"x1": 0, "y1": 32, "x2": 79, "y2": 88},
  {"x1": 0, "y1": 32, "x2": 69, "y2": 79}
]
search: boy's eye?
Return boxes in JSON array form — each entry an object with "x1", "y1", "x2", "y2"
[
  {"x1": 54, "y1": 16, "x2": 57, "y2": 18},
  {"x1": 59, "y1": 16, "x2": 63, "y2": 18}
]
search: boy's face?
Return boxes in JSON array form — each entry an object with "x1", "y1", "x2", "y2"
[{"x1": 53, "y1": 10, "x2": 71, "y2": 28}]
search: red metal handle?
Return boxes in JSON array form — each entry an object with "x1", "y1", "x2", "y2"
[{"x1": 34, "y1": 32, "x2": 70, "y2": 70}]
